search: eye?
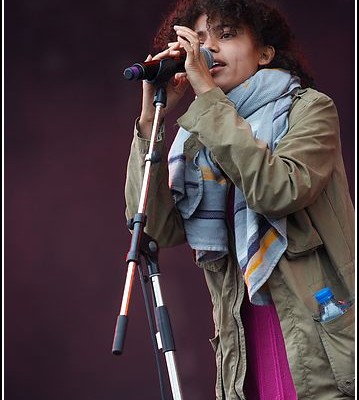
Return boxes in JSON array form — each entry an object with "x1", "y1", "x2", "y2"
[
  {"x1": 219, "y1": 28, "x2": 237, "y2": 40},
  {"x1": 221, "y1": 32, "x2": 234, "y2": 39}
]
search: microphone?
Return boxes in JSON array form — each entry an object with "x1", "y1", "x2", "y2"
[{"x1": 123, "y1": 47, "x2": 214, "y2": 83}]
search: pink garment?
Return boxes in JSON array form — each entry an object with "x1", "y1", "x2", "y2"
[
  {"x1": 241, "y1": 289, "x2": 297, "y2": 399},
  {"x1": 227, "y1": 184, "x2": 296, "y2": 398}
]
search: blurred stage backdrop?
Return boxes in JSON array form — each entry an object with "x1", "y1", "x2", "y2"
[{"x1": 5, "y1": 0, "x2": 355, "y2": 399}]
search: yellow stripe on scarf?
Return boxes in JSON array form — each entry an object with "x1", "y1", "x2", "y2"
[
  {"x1": 200, "y1": 167, "x2": 227, "y2": 184},
  {"x1": 244, "y1": 228, "x2": 279, "y2": 288}
]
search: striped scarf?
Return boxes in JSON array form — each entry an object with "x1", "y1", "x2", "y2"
[{"x1": 168, "y1": 69, "x2": 301, "y2": 304}]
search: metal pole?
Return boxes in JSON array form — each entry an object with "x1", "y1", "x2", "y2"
[{"x1": 112, "y1": 85, "x2": 184, "y2": 400}]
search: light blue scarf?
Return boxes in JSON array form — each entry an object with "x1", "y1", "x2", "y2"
[{"x1": 168, "y1": 69, "x2": 301, "y2": 304}]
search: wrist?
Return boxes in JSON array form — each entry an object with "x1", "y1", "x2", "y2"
[
  {"x1": 193, "y1": 82, "x2": 217, "y2": 97},
  {"x1": 138, "y1": 117, "x2": 153, "y2": 139}
]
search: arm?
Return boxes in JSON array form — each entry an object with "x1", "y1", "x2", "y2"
[
  {"x1": 177, "y1": 87, "x2": 339, "y2": 218},
  {"x1": 125, "y1": 120, "x2": 186, "y2": 247},
  {"x1": 124, "y1": 33, "x2": 217, "y2": 248}
]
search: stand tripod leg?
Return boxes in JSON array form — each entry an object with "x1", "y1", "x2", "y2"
[
  {"x1": 112, "y1": 261, "x2": 136, "y2": 355},
  {"x1": 151, "y1": 275, "x2": 183, "y2": 400},
  {"x1": 112, "y1": 84, "x2": 184, "y2": 399}
]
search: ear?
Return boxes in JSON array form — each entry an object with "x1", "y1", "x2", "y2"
[{"x1": 258, "y1": 45, "x2": 275, "y2": 66}]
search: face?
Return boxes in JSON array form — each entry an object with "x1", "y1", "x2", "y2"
[{"x1": 194, "y1": 14, "x2": 268, "y2": 94}]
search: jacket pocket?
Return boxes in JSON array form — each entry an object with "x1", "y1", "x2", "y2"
[
  {"x1": 314, "y1": 304, "x2": 355, "y2": 396},
  {"x1": 197, "y1": 254, "x2": 227, "y2": 272}
]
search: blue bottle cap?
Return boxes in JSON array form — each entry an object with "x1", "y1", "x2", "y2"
[{"x1": 314, "y1": 287, "x2": 334, "y2": 304}]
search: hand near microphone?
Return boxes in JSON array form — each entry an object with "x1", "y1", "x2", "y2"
[
  {"x1": 138, "y1": 46, "x2": 189, "y2": 139},
  {"x1": 173, "y1": 25, "x2": 216, "y2": 96},
  {"x1": 138, "y1": 26, "x2": 216, "y2": 139}
]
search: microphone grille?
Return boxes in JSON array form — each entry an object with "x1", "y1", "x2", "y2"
[
  {"x1": 200, "y1": 47, "x2": 214, "y2": 69},
  {"x1": 123, "y1": 65, "x2": 142, "y2": 80}
]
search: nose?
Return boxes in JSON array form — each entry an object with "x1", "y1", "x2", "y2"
[{"x1": 203, "y1": 35, "x2": 219, "y2": 53}]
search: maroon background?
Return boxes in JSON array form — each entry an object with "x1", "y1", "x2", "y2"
[{"x1": 5, "y1": 1, "x2": 355, "y2": 399}]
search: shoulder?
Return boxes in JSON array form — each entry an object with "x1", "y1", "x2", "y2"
[
  {"x1": 293, "y1": 87, "x2": 335, "y2": 108},
  {"x1": 289, "y1": 88, "x2": 338, "y2": 126}
]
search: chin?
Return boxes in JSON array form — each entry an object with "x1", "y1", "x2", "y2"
[
  {"x1": 213, "y1": 80, "x2": 229, "y2": 94},
  {"x1": 219, "y1": 85, "x2": 232, "y2": 94}
]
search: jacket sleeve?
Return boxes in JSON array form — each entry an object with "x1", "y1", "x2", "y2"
[
  {"x1": 177, "y1": 87, "x2": 339, "y2": 219},
  {"x1": 124, "y1": 120, "x2": 186, "y2": 247}
]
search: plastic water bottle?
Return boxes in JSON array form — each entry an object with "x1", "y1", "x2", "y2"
[{"x1": 314, "y1": 287, "x2": 351, "y2": 322}]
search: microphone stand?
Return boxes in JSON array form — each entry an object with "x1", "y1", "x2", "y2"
[{"x1": 112, "y1": 84, "x2": 184, "y2": 400}]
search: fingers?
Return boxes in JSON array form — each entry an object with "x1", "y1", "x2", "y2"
[
  {"x1": 171, "y1": 25, "x2": 216, "y2": 96},
  {"x1": 150, "y1": 45, "x2": 182, "y2": 62},
  {"x1": 173, "y1": 25, "x2": 199, "y2": 44},
  {"x1": 173, "y1": 25, "x2": 200, "y2": 57},
  {"x1": 151, "y1": 47, "x2": 172, "y2": 61},
  {"x1": 173, "y1": 72, "x2": 188, "y2": 87},
  {"x1": 168, "y1": 42, "x2": 180, "y2": 48}
]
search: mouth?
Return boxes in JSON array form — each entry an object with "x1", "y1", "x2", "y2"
[{"x1": 210, "y1": 61, "x2": 226, "y2": 73}]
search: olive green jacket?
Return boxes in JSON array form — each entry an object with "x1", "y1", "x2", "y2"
[{"x1": 125, "y1": 87, "x2": 355, "y2": 399}]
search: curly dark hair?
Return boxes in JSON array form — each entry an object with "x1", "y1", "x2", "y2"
[{"x1": 153, "y1": 0, "x2": 314, "y2": 88}]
